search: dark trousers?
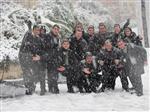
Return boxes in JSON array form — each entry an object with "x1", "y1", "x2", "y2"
[
  {"x1": 47, "y1": 69, "x2": 59, "y2": 93},
  {"x1": 129, "y1": 74, "x2": 143, "y2": 94},
  {"x1": 21, "y1": 66, "x2": 35, "y2": 93},
  {"x1": 119, "y1": 70, "x2": 129, "y2": 91},
  {"x1": 128, "y1": 65, "x2": 143, "y2": 94},
  {"x1": 62, "y1": 70, "x2": 79, "y2": 92},
  {"x1": 78, "y1": 74, "x2": 97, "y2": 93},
  {"x1": 101, "y1": 70, "x2": 117, "y2": 90},
  {"x1": 31, "y1": 62, "x2": 46, "y2": 93}
]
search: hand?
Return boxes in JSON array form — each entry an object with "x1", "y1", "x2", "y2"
[
  {"x1": 114, "y1": 59, "x2": 120, "y2": 65},
  {"x1": 57, "y1": 66, "x2": 65, "y2": 72},
  {"x1": 98, "y1": 60, "x2": 104, "y2": 66},
  {"x1": 144, "y1": 61, "x2": 148, "y2": 66},
  {"x1": 83, "y1": 68, "x2": 91, "y2": 74},
  {"x1": 32, "y1": 55, "x2": 40, "y2": 61}
]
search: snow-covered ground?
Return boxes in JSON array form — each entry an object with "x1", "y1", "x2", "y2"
[{"x1": 0, "y1": 50, "x2": 150, "y2": 111}]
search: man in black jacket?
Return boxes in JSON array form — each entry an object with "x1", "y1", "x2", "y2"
[
  {"x1": 95, "y1": 23, "x2": 113, "y2": 49},
  {"x1": 43, "y1": 24, "x2": 61, "y2": 94},
  {"x1": 79, "y1": 52, "x2": 99, "y2": 93},
  {"x1": 57, "y1": 39, "x2": 80, "y2": 93},
  {"x1": 97, "y1": 40, "x2": 120, "y2": 92},
  {"x1": 19, "y1": 25, "x2": 46, "y2": 95},
  {"x1": 84, "y1": 25, "x2": 99, "y2": 56},
  {"x1": 70, "y1": 28, "x2": 88, "y2": 61},
  {"x1": 111, "y1": 19, "x2": 130, "y2": 47},
  {"x1": 117, "y1": 39, "x2": 147, "y2": 96}
]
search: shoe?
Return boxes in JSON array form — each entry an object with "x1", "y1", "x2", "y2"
[
  {"x1": 136, "y1": 92, "x2": 143, "y2": 96},
  {"x1": 40, "y1": 91, "x2": 45, "y2": 96},
  {"x1": 53, "y1": 88, "x2": 59, "y2": 94},
  {"x1": 79, "y1": 90, "x2": 84, "y2": 93},
  {"x1": 25, "y1": 90, "x2": 32, "y2": 95},
  {"x1": 129, "y1": 87, "x2": 134, "y2": 90},
  {"x1": 98, "y1": 88, "x2": 104, "y2": 93},
  {"x1": 123, "y1": 88, "x2": 129, "y2": 92},
  {"x1": 49, "y1": 88, "x2": 53, "y2": 93},
  {"x1": 67, "y1": 89, "x2": 75, "y2": 93}
]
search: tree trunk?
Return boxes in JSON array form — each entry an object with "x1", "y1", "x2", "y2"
[{"x1": 141, "y1": 0, "x2": 149, "y2": 47}]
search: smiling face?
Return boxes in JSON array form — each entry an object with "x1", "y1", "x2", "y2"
[
  {"x1": 32, "y1": 27, "x2": 40, "y2": 36},
  {"x1": 117, "y1": 40, "x2": 126, "y2": 49},
  {"x1": 75, "y1": 29, "x2": 83, "y2": 40},
  {"x1": 62, "y1": 41, "x2": 70, "y2": 50},
  {"x1": 52, "y1": 26, "x2": 60, "y2": 36},
  {"x1": 105, "y1": 40, "x2": 113, "y2": 51},
  {"x1": 88, "y1": 27, "x2": 94, "y2": 36},
  {"x1": 114, "y1": 25, "x2": 121, "y2": 34},
  {"x1": 124, "y1": 28, "x2": 132, "y2": 37},
  {"x1": 99, "y1": 25, "x2": 106, "y2": 34},
  {"x1": 86, "y1": 55, "x2": 93, "y2": 64}
]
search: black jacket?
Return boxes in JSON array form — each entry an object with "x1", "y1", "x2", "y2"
[
  {"x1": 56, "y1": 48, "x2": 79, "y2": 71},
  {"x1": 84, "y1": 33, "x2": 99, "y2": 56},
  {"x1": 70, "y1": 37, "x2": 87, "y2": 61},
  {"x1": 19, "y1": 32, "x2": 45, "y2": 70},
  {"x1": 97, "y1": 47, "x2": 120, "y2": 72},
  {"x1": 123, "y1": 32, "x2": 142, "y2": 46},
  {"x1": 123, "y1": 43, "x2": 147, "y2": 75}
]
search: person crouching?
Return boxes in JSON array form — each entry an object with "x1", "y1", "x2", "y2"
[
  {"x1": 57, "y1": 39, "x2": 80, "y2": 93},
  {"x1": 79, "y1": 52, "x2": 99, "y2": 93}
]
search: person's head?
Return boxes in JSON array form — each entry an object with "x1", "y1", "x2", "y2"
[
  {"x1": 104, "y1": 39, "x2": 113, "y2": 51},
  {"x1": 99, "y1": 22, "x2": 107, "y2": 34},
  {"x1": 73, "y1": 22, "x2": 84, "y2": 34},
  {"x1": 85, "y1": 52, "x2": 93, "y2": 64},
  {"x1": 51, "y1": 24, "x2": 60, "y2": 36},
  {"x1": 75, "y1": 29, "x2": 83, "y2": 40},
  {"x1": 114, "y1": 24, "x2": 121, "y2": 34},
  {"x1": 75, "y1": 22, "x2": 83, "y2": 30},
  {"x1": 32, "y1": 25, "x2": 40, "y2": 36},
  {"x1": 117, "y1": 39, "x2": 126, "y2": 49},
  {"x1": 87, "y1": 25, "x2": 94, "y2": 36},
  {"x1": 124, "y1": 27, "x2": 132, "y2": 37},
  {"x1": 61, "y1": 39, "x2": 70, "y2": 50}
]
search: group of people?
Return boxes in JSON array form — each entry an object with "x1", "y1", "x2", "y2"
[{"x1": 19, "y1": 20, "x2": 147, "y2": 97}]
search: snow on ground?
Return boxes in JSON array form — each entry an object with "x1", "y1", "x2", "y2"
[{"x1": 0, "y1": 50, "x2": 150, "y2": 111}]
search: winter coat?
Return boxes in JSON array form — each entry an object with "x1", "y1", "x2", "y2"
[
  {"x1": 70, "y1": 37, "x2": 88, "y2": 61},
  {"x1": 123, "y1": 43, "x2": 147, "y2": 75},
  {"x1": 95, "y1": 32, "x2": 113, "y2": 48},
  {"x1": 123, "y1": 32, "x2": 142, "y2": 46},
  {"x1": 80, "y1": 59, "x2": 98, "y2": 77},
  {"x1": 56, "y1": 48, "x2": 80, "y2": 74},
  {"x1": 19, "y1": 31, "x2": 45, "y2": 70},
  {"x1": 42, "y1": 32, "x2": 61, "y2": 70},
  {"x1": 111, "y1": 32, "x2": 124, "y2": 47},
  {"x1": 84, "y1": 33, "x2": 99, "y2": 56},
  {"x1": 97, "y1": 47, "x2": 120, "y2": 73}
]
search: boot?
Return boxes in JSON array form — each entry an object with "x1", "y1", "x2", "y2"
[
  {"x1": 40, "y1": 91, "x2": 45, "y2": 96},
  {"x1": 53, "y1": 87, "x2": 59, "y2": 94}
]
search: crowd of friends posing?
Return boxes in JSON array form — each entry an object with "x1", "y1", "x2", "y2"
[{"x1": 19, "y1": 20, "x2": 147, "y2": 97}]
